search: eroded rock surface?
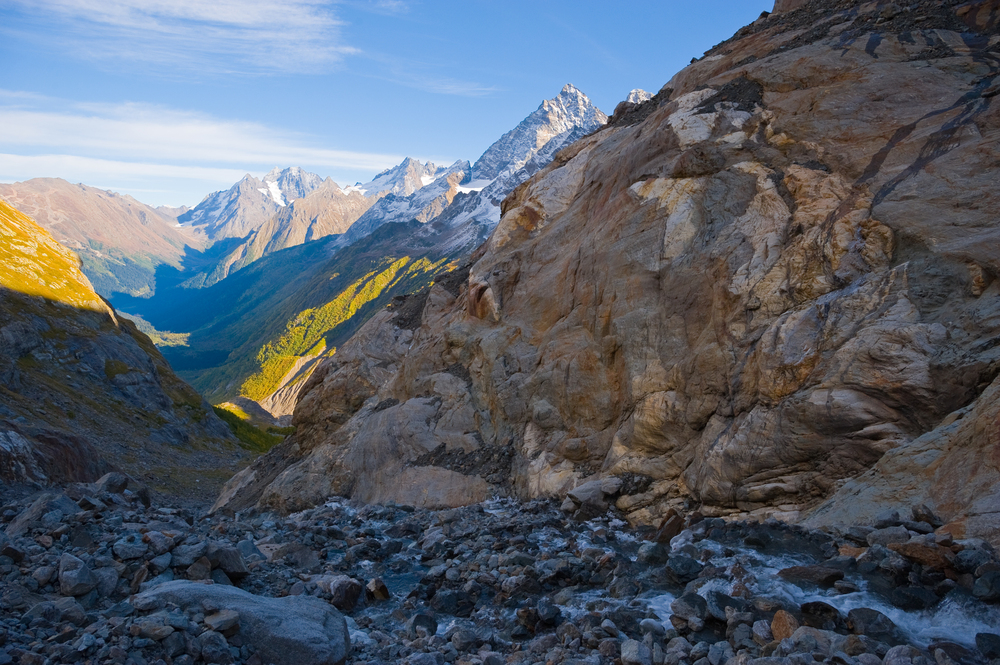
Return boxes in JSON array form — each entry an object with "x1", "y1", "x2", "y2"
[{"x1": 217, "y1": 0, "x2": 1000, "y2": 545}]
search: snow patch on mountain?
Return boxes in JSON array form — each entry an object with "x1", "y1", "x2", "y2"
[
  {"x1": 265, "y1": 180, "x2": 287, "y2": 207},
  {"x1": 627, "y1": 88, "x2": 653, "y2": 104}
]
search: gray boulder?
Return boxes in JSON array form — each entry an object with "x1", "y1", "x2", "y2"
[
  {"x1": 133, "y1": 580, "x2": 349, "y2": 665},
  {"x1": 58, "y1": 553, "x2": 96, "y2": 597}
]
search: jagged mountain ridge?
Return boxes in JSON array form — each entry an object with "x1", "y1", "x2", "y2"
[
  {"x1": 215, "y1": 0, "x2": 1000, "y2": 552},
  {"x1": 180, "y1": 178, "x2": 374, "y2": 288},
  {"x1": 178, "y1": 167, "x2": 324, "y2": 241},
  {"x1": 0, "y1": 200, "x2": 246, "y2": 498},
  {"x1": 0, "y1": 178, "x2": 205, "y2": 298},
  {"x1": 472, "y1": 83, "x2": 608, "y2": 182}
]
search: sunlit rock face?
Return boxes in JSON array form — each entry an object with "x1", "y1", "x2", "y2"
[{"x1": 216, "y1": 0, "x2": 1000, "y2": 545}]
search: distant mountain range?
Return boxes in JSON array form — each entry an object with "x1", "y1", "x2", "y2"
[
  {"x1": 178, "y1": 166, "x2": 325, "y2": 240},
  {"x1": 2, "y1": 84, "x2": 617, "y2": 422}
]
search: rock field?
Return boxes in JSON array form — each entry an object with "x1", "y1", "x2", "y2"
[{"x1": 2, "y1": 476, "x2": 999, "y2": 665}]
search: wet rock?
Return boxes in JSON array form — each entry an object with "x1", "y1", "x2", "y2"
[
  {"x1": 778, "y1": 565, "x2": 844, "y2": 588},
  {"x1": 706, "y1": 591, "x2": 749, "y2": 621},
  {"x1": 654, "y1": 510, "x2": 684, "y2": 544},
  {"x1": 58, "y1": 553, "x2": 96, "y2": 597},
  {"x1": 671, "y1": 593, "x2": 708, "y2": 621},
  {"x1": 666, "y1": 555, "x2": 703, "y2": 584},
  {"x1": 637, "y1": 541, "x2": 669, "y2": 565},
  {"x1": 890, "y1": 585, "x2": 939, "y2": 610},
  {"x1": 622, "y1": 638, "x2": 653, "y2": 665},
  {"x1": 847, "y1": 608, "x2": 905, "y2": 645},
  {"x1": 536, "y1": 596, "x2": 562, "y2": 625},
  {"x1": 405, "y1": 612, "x2": 438, "y2": 639},
  {"x1": 771, "y1": 610, "x2": 799, "y2": 642},
  {"x1": 800, "y1": 601, "x2": 844, "y2": 631},
  {"x1": 976, "y1": 633, "x2": 1000, "y2": 660},
  {"x1": 973, "y1": 571, "x2": 1000, "y2": 602}
]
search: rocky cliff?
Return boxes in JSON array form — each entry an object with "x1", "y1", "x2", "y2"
[
  {"x1": 0, "y1": 200, "x2": 247, "y2": 498},
  {"x1": 215, "y1": 0, "x2": 1000, "y2": 544}
]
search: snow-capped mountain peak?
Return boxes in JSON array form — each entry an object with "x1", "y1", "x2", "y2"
[
  {"x1": 262, "y1": 166, "x2": 325, "y2": 206},
  {"x1": 471, "y1": 83, "x2": 607, "y2": 182},
  {"x1": 360, "y1": 157, "x2": 452, "y2": 199},
  {"x1": 627, "y1": 88, "x2": 653, "y2": 104}
]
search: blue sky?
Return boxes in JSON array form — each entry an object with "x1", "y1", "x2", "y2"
[{"x1": 0, "y1": 0, "x2": 772, "y2": 207}]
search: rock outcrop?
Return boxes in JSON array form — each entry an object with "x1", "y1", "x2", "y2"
[
  {"x1": 0, "y1": 200, "x2": 246, "y2": 498},
  {"x1": 218, "y1": 0, "x2": 1000, "y2": 546}
]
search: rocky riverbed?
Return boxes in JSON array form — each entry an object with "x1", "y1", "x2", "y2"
[{"x1": 1, "y1": 476, "x2": 999, "y2": 665}]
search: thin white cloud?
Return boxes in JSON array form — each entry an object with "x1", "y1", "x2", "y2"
[
  {"x1": 5, "y1": 0, "x2": 356, "y2": 74},
  {"x1": 0, "y1": 100, "x2": 406, "y2": 171},
  {"x1": 0, "y1": 154, "x2": 251, "y2": 185},
  {"x1": 0, "y1": 93, "x2": 419, "y2": 205}
]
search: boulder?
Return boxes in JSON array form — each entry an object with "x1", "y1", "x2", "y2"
[
  {"x1": 95, "y1": 472, "x2": 129, "y2": 494},
  {"x1": 621, "y1": 638, "x2": 653, "y2": 665},
  {"x1": 133, "y1": 580, "x2": 349, "y2": 665},
  {"x1": 670, "y1": 593, "x2": 708, "y2": 621},
  {"x1": 777, "y1": 565, "x2": 844, "y2": 588},
  {"x1": 847, "y1": 608, "x2": 905, "y2": 645},
  {"x1": 206, "y1": 541, "x2": 249, "y2": 581},
  {"x1": 58, "y1": 553, "x2": 96, "y2": 597},
  {"x1": 771, "y1": 610, "x2": 799, "y2": 642},
  {"x1": 6, "y1": 493, "x2": 80, "y2": 537}
]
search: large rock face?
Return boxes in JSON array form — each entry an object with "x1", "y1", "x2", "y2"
[
  {"x1": 0, "y1": 200, "x2": 246, "y2": 498},
  {"x1": 217, "y1": 0, "x2": 1000, "y2": 545}
]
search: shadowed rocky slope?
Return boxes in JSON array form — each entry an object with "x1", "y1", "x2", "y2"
[
  {"x1": 0, "y1": 200, "x2": 247, "y2": 499},
  {"x1": 217, "y1": 0, "x2": 1000, "y2": 545}
]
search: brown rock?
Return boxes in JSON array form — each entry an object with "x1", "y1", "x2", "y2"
[
  {"x1": 888, "y1": 541, "x2": 956, "y2": 570},
  {"x1": 187, "y1": 557, "x2": 212, "y2": 581},
  {"x1": 839, "y1": 545, "x2": 866, "y2": 558},
  {"x1": 778, "y1": 565, "x2": 844, "y2": 588},
  {"x1": 654, "y1": 510, "x2": 684, "y2": 543},
  {"x1": 771, "y1": 610, "x2": 799, "y2": 642},
  {"x1": 366, "y1": 577, "x2": 390, "y2": 601},
  {"x1": 205, "y1": 609, "x2": 240, "y2": 633}
]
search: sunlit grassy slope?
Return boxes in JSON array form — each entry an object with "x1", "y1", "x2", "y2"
[
  {"x1": 239, "y1": 255, "x2": 449, "y2": 401},
  {"x1": 0, "y1": 199, "x2": 107, "y2": 311},
  {"x1": 140, "y1": 220, "x2": 460, "y2": 404}
]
